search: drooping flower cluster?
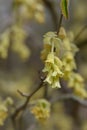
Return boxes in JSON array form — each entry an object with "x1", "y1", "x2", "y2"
[
  {"x1": 0, "y1": 30, "x2": 10, "y2": 59},
  {"x1": 41, "y1": 27, "x2": 87, "y2": 98},
  {"x1": 11, "y1": 25, "x2": 30, "y2": 60},
  {"x1": 68, "y1": 72, "x2": 87, "y2": 98},
  {"x1": 14, "y1": 0, "x2": 45, "y2": 23},
  {"x1": 41, "y1": 32, "x2": 64, "y2": 88},
  {"x1": 0, "y1": 97, "x2": 13, "y2": 126},
  {"x1": 0, "y1": 25, "x2": 30, "y2": 60},
  {"x1": 0, "y1": 106, "x2": 8, "y2": 126},
  {"x1": 30, "y1": 99, "x2": 50, "y2": 122},
  {"x1": 43, "y1": 52, "x2": 63, "y2": 88},
  {"x1": 62, "y1": 51, "x2": 76, "y2": 78},
  {"x1": 62, "y1": 36, "x2": 78, "y2": 79}
]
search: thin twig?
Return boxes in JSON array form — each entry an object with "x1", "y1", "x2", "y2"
[
  {"x1": 17, "y1": 90, "x2": 29, "y2": 97},
  {"x1": 51, "y1": 94, "x2": 87, "y2": 107},
  {"x1": 43, "y1": 84, "x2": 49, "y2": 99},
  {"x1": 57, "y1": 13, "x2": 63, "y2": 35},
  {"x1": 11, "y1": 77, "x2": 45, "y2": 120},
  {"x1": 74, "y1": 24, "x2": 87, "y2": 42},
  {"x1": 76, "y1": 39, "x2": 87, "y2": 48}
]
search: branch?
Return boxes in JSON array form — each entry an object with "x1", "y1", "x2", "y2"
[
  {"x1": 74, "y1": 24, "x2": 87, "y2": 42},
  {"x1": 76, "y1": 39, "x2": 87, "y2": 48},
  {"x1": 17, "y1": 90, "x2": 29, "y2": 97},
  {"x1": 73, "y1": 24, "x2": 87, "y2": 48},
  {"x1": 51, "y1": 94, "x2": 87, "y2": 107},
  {"x1": 11, "y1": 77, "x2": 45, "y2": 120},
  {"x1": 43, "y1": 84, "x2": 49, "y2": 99},
  {"x1": 57, "y1": 13, "x2": 63, "y2": 35}
]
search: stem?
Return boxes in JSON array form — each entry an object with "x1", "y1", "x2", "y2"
[
  {"x1": 74, "y1": 24, "x2": 87, "y2": 42},
  {"x1": 43, "y1": 85, "x2": 48, "y2": 99},
  {"x1": 51, "y1": 94, "x2": 87, "y2": 107},
  {"x1": 11, "y1": 78, "x2": 45, "y2": 120},
  {"x1": 57, "y1": 13, "x2": 63, "y2": 35}
]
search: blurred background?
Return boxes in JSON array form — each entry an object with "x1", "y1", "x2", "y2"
[{"x1": 0, "y1": 0, "x2": 87, "y2": 130}]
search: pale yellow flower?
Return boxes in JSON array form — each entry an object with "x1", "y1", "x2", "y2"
[
  {"x1": 68, "y1": 72, "x2": 87, "y2": 98},
  {"x1": 43, "y1": 52, "x2": 63, "y2": 88},
  {"x1": 0, "y1": 97, "x2": 13, "y2": 126},
  {"x1": 74, "y1": 86, "x2": 87, "y2": 98},
  {"x1": 41, "y1": 43, "x2": 51, "y2": 61},
  {"x1": 14, "y1": 0, "x2": 45, "y2": 23},
  {"x1": 0, "y1": 29, "x2": 10, "y2": 59},
  {"x1": 63, "y1": 37, "x2": 78, "y2": 56},
  {"x1": 58, "y1": 27, "x2": 67, "y2": 39},
  {"x1": 68, "y1": 72, "x2": 84, "y2": 88},
  {"x1": 0, "y1": 106, "x2": 8, "y2": 126},
  {"x1": 62, "y1": 52, "x2": 76, "y2": 79},
  {"x1": 30, "y1": 99, "x2": 50, "y2": 122}
]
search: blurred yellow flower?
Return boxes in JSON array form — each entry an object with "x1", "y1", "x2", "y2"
[
  {"x1": 30, "y1": 99, "x2": 50, "y2": 122},
  {"x1": 14, "y1": 0, "x2": 45, "y2": 23},
  {"x1": 0, "y1": 97, "x2": 13, "y2": 126},
  {"x1": 0, "y1": 29, "x2": 10, "y2": 59},
  {"x1": 68, "y1": 72, "x2": 87, "y2": 98},
  {"x1": 62, "y1": 52, "x2": 76, "y2": 79},
  {"x1": 0, "y1": 105, "x2": 8, "y2": 126}
]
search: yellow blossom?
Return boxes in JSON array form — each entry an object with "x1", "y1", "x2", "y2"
[
  {"x1": 62, "y1": 52, "x2": 76, "y2": 79},
  {"x1": 11, "y1": 25, "x2": 30, "y2": 60},
  {"x1": 0, "y1": 105, "x2": 8, "y2": 126},
  {"x1": 58, "y1": 27, "x2": 67, "y2": 39},
  {"x1": 74, "y1": 86, "x2": 87, "y2": 98},
  {"x1": 41, "y1": 31, "x2": 62, "y2": 61},
  {"x1": 0, "y1": 98, "x2": 8, "y2": 126},
  {"x1": 63, "y1": 37, "x2": 78, "y2": 55},
  {"x1": 43, "y1": 52, "x2": 63, "y2": 88},
  {"x1": 0, "y1": 97, "x2": 13, "y2": 126},
  {"x1": 41, "y1": 43, "x2": 51, "y2": 61},
  {"x1": 0, "y1": 29, "x2": 10, "y2": 59},
  {"x1": 30, "y1": 99, "x2": 50, "y2": 122},
  {"x1": 14, "y1": 0, "x2": 45, "y2": 23},
  {"x1": 68, "y1": 72, "x2": 87, "y2": 98},
  {"x1": 68, "y1": 72, "x2": 84, "y2": 88}
]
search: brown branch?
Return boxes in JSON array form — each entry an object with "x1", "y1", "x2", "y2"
[
  {"x1": 51, "y1": 94, "x2": 87, "y2": 107},
  {"x1": 11, "y1": 77, "x2": 45, "y2": 120},
  {"x1": 76, "y1": 39, "x2": 87, "y2": 48},
  {"x1": 17, "y1": 90, "x2": 29, "y2": 97},
  {"x1": 74, "y1": 24, "x2": 87, "y2": 42},
  {"x1": 43, "y1": 84, "x2": 49, "y2": 99},
  {"x1": 74, "y1": 24, "x2": 87, "y2": 48},
  {"x1": 57, "y1": 13, "x2": 63, "y2": 35}
]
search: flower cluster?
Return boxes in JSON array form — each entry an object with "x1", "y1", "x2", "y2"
[
  {"x1": 62, "y1": 36, "x2": 78, "y2": 79},
  {"x1": 0, "y1": 105, "x2": 8, "y2": 126},
  {"x1": 41, "y1": 32, "x2": 64, "y2": 88},
  {"x1": 0, "y1": 25, "x2": 30, "y2": 60},
  {"x1": 41, "y1": 27, "x2": 87, "y2": 98},
  {"x1": 0, "y1": 30, "x2": 10, "y2": 59},
  {"x1": 68, "y1": 72, "x2": 87, "y2": 98},
  {"x1": 43, "y1": 52, "x2": 63, "y2": 88},
  {"x1": 14, "y1": 0, "x2": 45, "y2": 23},
  {"x1": 30, "y1": 99, "x2": 50, "y2": 122},
  {"x1": 62, "y1": 51, "x2": 76, "y2": 78},
  {"x1": 11, "y1": 25, "x2": 30, "y2": 60},
  {"x1": 0, "y1": 97, "x2": 13, "y2": 126}
]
